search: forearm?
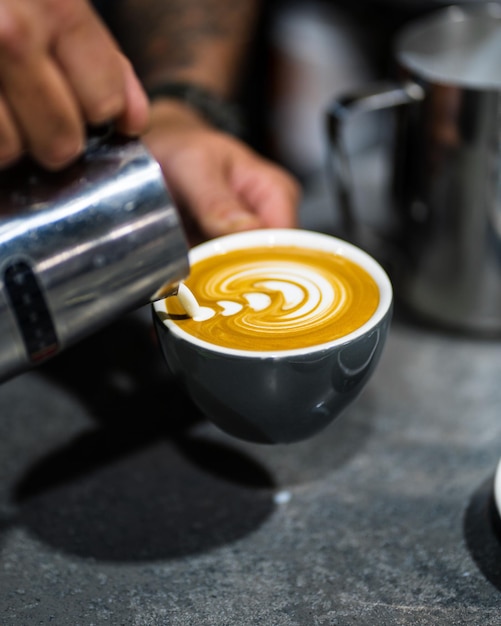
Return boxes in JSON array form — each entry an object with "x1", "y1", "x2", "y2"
[
  {"x1": 106, "y1": 0, "x2": 260, "y2": 98},
  {"x1": 102, "y1": 0, "x2": 299, "y2": 242}
]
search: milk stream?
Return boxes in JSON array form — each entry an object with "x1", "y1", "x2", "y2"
[{"x1": 176, "y1": 283, "x2": 214, "y2": 321}]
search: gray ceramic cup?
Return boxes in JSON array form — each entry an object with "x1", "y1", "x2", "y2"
[{"x1": 153, "y1": 229, "x2": 393, "y2": 444}]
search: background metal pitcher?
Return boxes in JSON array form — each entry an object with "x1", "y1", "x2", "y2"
[{"x1": 327, "y1": 3, "x2": 501, "y2": 334}]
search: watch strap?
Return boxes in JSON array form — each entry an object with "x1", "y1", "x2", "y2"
[{"x1": 147, "y1": 81, "x2": 244, "y2": 136}]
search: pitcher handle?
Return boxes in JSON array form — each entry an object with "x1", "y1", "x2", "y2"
[{"x1": 325, "y1": 81, "x2": 425, "y2": 257}]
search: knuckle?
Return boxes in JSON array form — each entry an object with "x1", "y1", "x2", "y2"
[
  {"x1": 32, "y1": 125, "x2": 83, "y2": 170},
  {"x1": 0, "y1": 127, "x2": 22, "y2": 166},
  {"x1": 49, "y1": 0, "x2": 104, "y2": 41},
  {"x1": 38, "y1": 146, "x2": 80, "y2": 170},
  {"x1": 86, "y1": 92, "x2": 125, "y2": 125},
  {"x1": 0, "y1": 140, "x2": 21, "y2": 166},
  {"x1": 44, "y1": 0, "x2": 88, "y2": 29},
  {"x1": 0, "y1": 7, "x2": 34, "y2": 60}
]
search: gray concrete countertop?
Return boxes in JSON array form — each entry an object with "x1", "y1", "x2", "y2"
[
  {"x1": 1, "y1": 163, "x2": 501, "y2": 624},
  {"x1": 1, "y1": 300, "x2": 501, "y2": 625}
]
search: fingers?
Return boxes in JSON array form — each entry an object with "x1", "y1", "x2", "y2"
[
  {"x1": 54, "y1": 2, "x2": 149, "y2": 133},
  {"x1": 0, "y1": 1, "x2": 79, "y2": 168},
  {"x1": 166, "y1": 156, "x2": 263, "y2": 239},
  {"x1": 0, "y1": 0, "x2": 149, "y2": 170},
  {"x1": 175, "y1": 155, "x2": 256, "y2": 237},
  {"x1": 0, "y1": 51, "x2": 84, "y2": 169},
  {"x1": 166, "y1": 143, "x2": 299, "y2": 239},
  {"x1": 193, "y1": 193, "x2": 264, "y2": 239},
  {"x1": 143, "y1": 100, "x2": 300, "y2": 241},
  {"x1": 114, "y1": 56, "x2": 150, "y2": 136},
  {"x1": 0, "y1": 95, "x2": 22, "y2": 166},
  {"x1": 194, "y1": 163, "x2": 300, "y2": 238},
  {"x1": 232, "y1": 159, "x2": 300, "y2": 229}
]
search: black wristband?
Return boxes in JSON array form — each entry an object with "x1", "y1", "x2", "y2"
[{"x1": 147, "y1": 81, "x2": 244, "y2": 137}]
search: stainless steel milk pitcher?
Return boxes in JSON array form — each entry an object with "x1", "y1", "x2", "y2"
[
  {"x1": 0, "y1": 133, "x2": 189, "y2": 382},
  {"x1": 327, "y1": 4, "x2": 501, "y2": 333}
]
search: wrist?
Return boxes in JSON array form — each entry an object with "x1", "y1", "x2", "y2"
[{"x1": 146, "y1": 81, "x2": 244, "y2": 137}]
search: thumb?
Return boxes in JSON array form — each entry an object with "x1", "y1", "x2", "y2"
[
  {"x1": 175, "y1": 169, "x2": 263, "y2": 239},
  {"x1": 195, "y1": 193, "x2": 262, "y2": 238}
]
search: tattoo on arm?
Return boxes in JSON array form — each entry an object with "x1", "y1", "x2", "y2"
[{"x1": 108, "y1": 0, "x2": 257, "y2": 84}]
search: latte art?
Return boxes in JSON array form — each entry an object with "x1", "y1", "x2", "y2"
[{"x1": 166, "y1": 245, "x2": 379, "y2": 351}]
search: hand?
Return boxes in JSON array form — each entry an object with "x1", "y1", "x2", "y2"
[
  {"x1": 143, "y1": 99, "x2": 300, "y2": 245},
  {"x1": 0, "y1": 0, "x2": 149, "y2": 169}
]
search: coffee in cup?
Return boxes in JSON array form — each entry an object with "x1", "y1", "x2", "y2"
[
  {"x1": 153, "y1": 229, "x2": 392, "y2": 443},
  {"x1": 165, "y1": 244, "x2": 380, "y2": 352}
]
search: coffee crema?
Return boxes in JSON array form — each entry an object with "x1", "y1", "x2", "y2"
[{"x1": 165, "y1": 245, "x2": 379, "y2": 351}]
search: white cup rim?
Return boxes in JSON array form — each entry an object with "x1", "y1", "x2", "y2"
[{"x1": 153, "y1": 228, "x2": 393, "y2": 358}]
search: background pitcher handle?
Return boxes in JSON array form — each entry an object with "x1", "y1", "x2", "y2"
[{"x1": 325, "y1": 81, "x2": 425, "y2": 262}]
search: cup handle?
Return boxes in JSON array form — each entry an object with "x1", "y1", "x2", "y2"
[{"x1": 325, "y1": 81, "x2": 424, "y2": 262}]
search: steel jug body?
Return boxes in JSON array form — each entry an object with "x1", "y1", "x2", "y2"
[{"x1": 0, "y1": 135, "x2": 189, "y2": 382}]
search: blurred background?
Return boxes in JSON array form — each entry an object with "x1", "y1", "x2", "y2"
[{"x1": 241, "y1": 0, "x2": 468, "y2": 232}]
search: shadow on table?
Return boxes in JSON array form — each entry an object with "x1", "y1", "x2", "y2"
[
  {"x1": 10, "y1": 312, "x2": 275, "y2": 562},
  {"x1": 6, "y1": 308, "x2": 375, "y2": 563},
  {"x1": 463, "y1": 474, "x2": 501, "y2": 592}
]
